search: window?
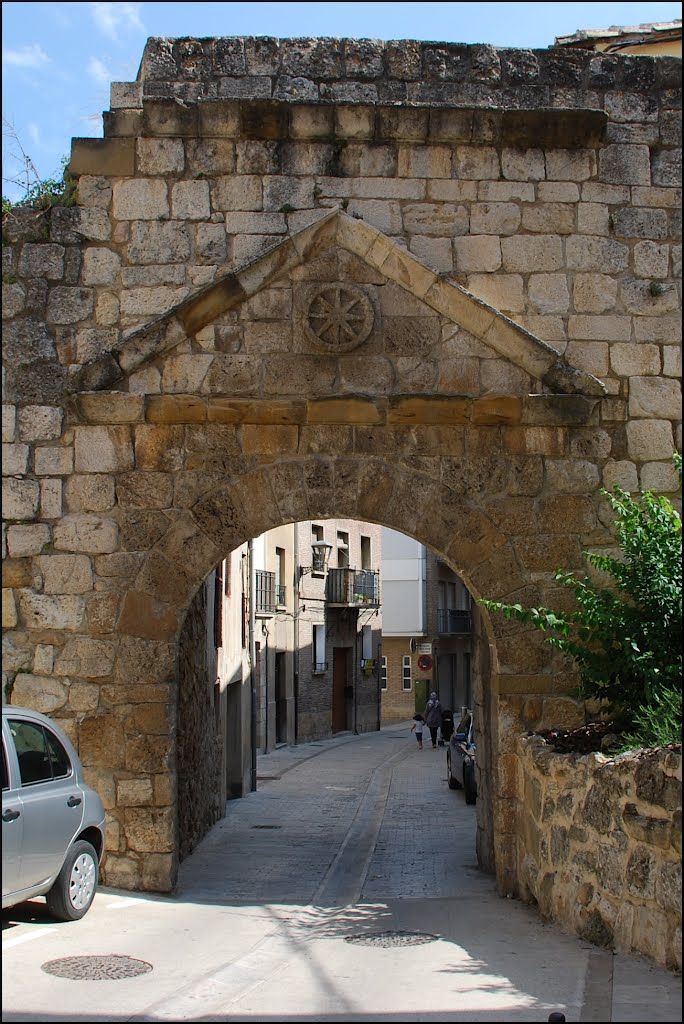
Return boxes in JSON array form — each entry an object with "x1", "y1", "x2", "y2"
[
  {"x1": 362, "y1": 624, "x2": 373, "y2": 660},
  {"x1": 10, "y1": 720, "x2": 71, "y2": 786},
  {"x1": 381, "y1": 656, "x2": 387, "y2": 691},
  {"x1": 311, "y1": 525, "x2": 326, "y2": 573},
  {"x1": 361, "y1": 535, "x2": 371, "y2": 570},
  {"x1": 313, "y1": 624, "x2": 327, "y2": 672},
  {"x1": 213, "y1": 562, "x2": 223, "y2": 649},
  {"x1": 402, "y1": 655, "x2": 412, "y2": 691},
  {"x1": 255, "y1": 570, "x2": 275, "y2": 613},
  {"x1": 276, "y1": 547, "x2": 286, "y2": 605},
  {"x1": 337, "y1": 531, "x2": 349, "y2": 568}
]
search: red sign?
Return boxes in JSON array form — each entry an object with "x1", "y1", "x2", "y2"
[{"x1": 417, "y1": 654, "x2": 433, "y2": 671}]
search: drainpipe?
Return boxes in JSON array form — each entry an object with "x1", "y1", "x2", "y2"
[{"x1": 248, "y1": 539, "x2": 257, "y2": 792}]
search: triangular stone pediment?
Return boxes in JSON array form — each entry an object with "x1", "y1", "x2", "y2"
[{"x1": 74, "y1": 209, "x2": 605, "y2": 398}]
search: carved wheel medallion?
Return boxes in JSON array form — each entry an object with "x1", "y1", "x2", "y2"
[{"x1": 305, "y1": 284, "x2": 374, "y2": 352}]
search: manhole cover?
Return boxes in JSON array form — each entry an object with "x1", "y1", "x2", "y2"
[
  {"x1": 344, "y1": 930, "x2": 438, "y2": 948},
  {"x1": 41, "y1": 955, "x2": 153, "y2": 980}
]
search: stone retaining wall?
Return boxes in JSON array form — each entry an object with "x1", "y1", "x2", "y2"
[{"x1": 516, "y1": 736, "x2": 682, "y2": 971}]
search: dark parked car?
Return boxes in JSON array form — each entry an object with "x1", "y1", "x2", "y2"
[
  {"x1": 446, "y1": 710, "x2": 477, "y2": 805},
  {"x1": 2, "y1": 705, "x2": 106, "y2": 921}
]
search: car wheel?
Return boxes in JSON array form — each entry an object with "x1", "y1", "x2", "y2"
[
  {"x1": 46, "y1": 840, "x2": 99, "y2": 921},
  {"x1": 447, "y1": 752, "x2": 461, "y2": 790},
  {"x1": 464, "y1": 764, "x2": 477, "y2": 805}
]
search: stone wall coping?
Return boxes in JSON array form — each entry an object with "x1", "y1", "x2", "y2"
[{"x1": 131, "y1": 36, "x2": 680, "y2": 103}]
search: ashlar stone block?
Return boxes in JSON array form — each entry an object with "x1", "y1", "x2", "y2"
[
  {"x1": 112, "y1": 179, "x2": 169, "y2": 220},
  {"x1": 18, "y1": 591, "x2": 86, "y2": 630},
  {"x1": 137, "y1": 138, "x2": 185, "y2": 175},
  {"x1": 171, "y1": 180, "x2": 211, "y2": 220},
  {"x1": 501, "y1": 235, "x2": 563, "y2": 272},
  {"x1": 454, "y1": 235, "x2": 501, "y2": 273},
  {"x1": 37, "y1": 553, "x2": 94, "y2": 594},
  {"x1": 82, "y1": 248, "x2": 121, "y2": 286},
  {"x1": 54, "y1": 637, "x2": 116, "y2": 678},
  {"x1": 610, "y1": 344, "x2": 661, "y2": 377},
  {"x1": 74, "y1": 425, "x2": 134, "y2": 474},
  {"x1": 470, "y1": 202, "x2": 520, "y2": 235},
  {"x1": 629, "y1": 377, "x2": 682, "y2": 420},
  {"x1": 7, "y1": 524, "x2": 51, "y2": 557},
  {"x1": 633, "y1": 241, "x2": 670, "y2": 279},
  {"x1": 53, "y1": 513, "x2": 118, "y2": 554},
  {"x1": 528, "y1": 274, "x2": 570, "y2": 314},
  {"x1": 3, "y1": 478, "x2": 40, "y2": 520},
  {"x1": 12, "y1": 674, "x2": 68, "y2": 712},
  {"x1": 626, "y1": 419, "x2": 675, "y2": 461}
]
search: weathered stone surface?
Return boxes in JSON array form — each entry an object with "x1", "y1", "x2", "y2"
[
  {"x1": 18, "y1": 591, "x2": 86, "y2": 630},
  {"x1": 37, "y1": 553, "x2": 94, "y2": 594},
  {"x1": 12, "y1": 674, "x2": 68, "y2": 712},
  {"x1": 74, "y1": 426, "x2": 134, "y2": 473},
  {"x1": 53, "y1": 513, "x2": 118, "y2": 553},
  {"x1": 54, "y1": 637, "x2": 115, "y2": 677}
]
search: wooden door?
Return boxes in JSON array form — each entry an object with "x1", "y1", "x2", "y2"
[{"x1": 332, "y1": 647, "x2": 348, "y2": 733}]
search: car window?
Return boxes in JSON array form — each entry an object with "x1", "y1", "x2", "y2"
[
  {"x1": 1, "y1": 740, "x2": 8, "y2": 791},
  {"x1": 9, "y1": 719, "x2": 72, "y2": 786},
  {"x1": 456, "y1": 713, "x2": 472, "y2": 736}
]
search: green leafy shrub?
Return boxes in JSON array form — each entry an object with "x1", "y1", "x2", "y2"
[
  {"x1": 3, "y1": 157, "x2": 77, "y2": 215},
  {"x1": 481, "y1": 454, "x2": 682, "y2": 750}
]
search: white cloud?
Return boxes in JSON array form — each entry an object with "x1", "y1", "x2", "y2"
[
  {"x1": 90, "y1": 2, "x2": 144, "y2": 41},
  {"x1": 27, "y1": 123, "x2": 42, "y2": 147},
  {"x1": 87, "y1": 56, "x2": 112, "y2": 85},
  {"x1": 3, "y1": 44, "x2": 51, "y2": 68}
]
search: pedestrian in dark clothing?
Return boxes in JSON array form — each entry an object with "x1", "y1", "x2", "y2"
[{"x1": 424, "y1": 692, "x2": 443, "y2": 749}]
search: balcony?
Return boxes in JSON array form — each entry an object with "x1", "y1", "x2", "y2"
[
  {"x1": 437, "y1": 608, "x2": 471, "y2": 634},
  {"x1": 326, "y1": 568, "x2": 380, "y2": 607},
  {"x1": 255, "y1": 570, "x2": 275, "y2": 615}
]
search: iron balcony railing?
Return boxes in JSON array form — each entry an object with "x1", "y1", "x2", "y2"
[
  {"x1": 437, "y1": 608, "x2": 471, "y2": 634},
  {"x1": 326, "y1": 568, "x2": 380, "y2": 607},
  {"x1": 255, "y1": 570, "x2": 275, "y2": 614}
]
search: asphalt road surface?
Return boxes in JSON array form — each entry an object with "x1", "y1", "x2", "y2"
[{"x1": 2, "y1": 723, "x2": 681, "y2": 1022}]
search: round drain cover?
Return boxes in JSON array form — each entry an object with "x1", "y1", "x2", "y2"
[
  {"x1": 42, "y1": 955, "x2": 153, "y2": 980},
  {"x1": 344, "y1": 930, "x2": 438, "y2": 948}
]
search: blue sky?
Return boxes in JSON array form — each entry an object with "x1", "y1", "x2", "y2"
[{"x1": 2, "y1": 1, "x2": 681, "y2": 201}]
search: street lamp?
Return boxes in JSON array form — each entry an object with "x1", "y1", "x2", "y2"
[{"x1": 299, "y1": 541, "x2": 333, "y2": 578}]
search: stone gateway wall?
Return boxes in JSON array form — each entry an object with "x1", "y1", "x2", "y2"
[
  {"x1": 2, "y1": 37, "x2": 681, "y2": 918},
  {"x1": 517, "y1": 738, "x2": 682, "y2": 971}
]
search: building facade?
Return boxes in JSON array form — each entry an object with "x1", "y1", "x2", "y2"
[
  {"x1": 380, "y1": 528, "x2": 473, "y2": 724},
  {"x1": 176, "y1": 518, "x2": 382, "y2": 856}
]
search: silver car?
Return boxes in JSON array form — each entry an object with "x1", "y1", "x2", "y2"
[
  {"x1": 446, "y1": 709, "x2": 477, "y2": 805},
  {"x1": 2, "y1": 705, "x2": 106, "y2": 921}
]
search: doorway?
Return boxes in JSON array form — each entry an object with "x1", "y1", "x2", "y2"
[
  {"x1": 332, "y1": 647, "x2": 350, "y2": 733},
  {"x1": 275, "y1": 652, "x2": 286, "y2": 745}
]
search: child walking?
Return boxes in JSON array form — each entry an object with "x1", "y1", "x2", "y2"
[{"x1": 411, "y1": 713, "x2": 425, "y2": 750}]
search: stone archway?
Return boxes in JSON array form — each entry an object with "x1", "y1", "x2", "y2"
[
  {"x1": 6, "y1": 214, "x2": 615, "y2": 895},
  {"x1": 4, "y1": 35, "x2": 680, "y2": 898}
]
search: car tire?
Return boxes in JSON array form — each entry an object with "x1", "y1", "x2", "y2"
[
  {"x1": 447, "y1": 753, "x2": 461, "y2": 790},
  {"x1": 46, "y1": 840, "x2": 99, "y2": 921},
  {"x1": 464, "y1": 765, "x2": 477, "y2": 805}
]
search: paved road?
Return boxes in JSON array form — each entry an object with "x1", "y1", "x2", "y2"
[{"x1": 2, "y1": 723, "x2": 681, "y2": 1022}]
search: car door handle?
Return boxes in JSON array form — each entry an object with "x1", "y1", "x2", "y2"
[
  {"x1": 2, "y1": 808, "x2": 21, "y2": 822},
  {"x1": 67, "y1": 795, "x2": 82, "y2": 807}
]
